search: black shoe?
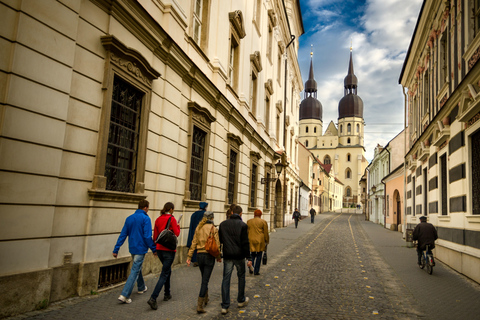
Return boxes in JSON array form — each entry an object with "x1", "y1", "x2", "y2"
[
  {"x1": 163, "y1": 294, "x2": 172, "y2": 301},
  {"x1": 147, "y1": 298, "x2": 158, "y2": 310},
  {"x1": 254, "y1": 273, "x2": 260, "y2": 276}
]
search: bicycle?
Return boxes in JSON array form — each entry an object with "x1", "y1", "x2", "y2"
[{"x1": 418, "y1": 244, "x2": 435, "y2": 275}]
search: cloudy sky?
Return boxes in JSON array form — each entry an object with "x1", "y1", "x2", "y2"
[{"x1": 297, "y1": 0, "x2": 423, "y2": 161}]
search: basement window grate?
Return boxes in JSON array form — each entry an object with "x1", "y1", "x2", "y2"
[{"x1": 98, "y1": 262, "x2": 129, "y2": 289}]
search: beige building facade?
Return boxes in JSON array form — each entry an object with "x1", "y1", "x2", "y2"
[
  {"x1": 0, "y1": 0, "x2": 304, "y2": 316},
  {"x1": 400, "y1": 0, "x2": 480, "y2": 284}
]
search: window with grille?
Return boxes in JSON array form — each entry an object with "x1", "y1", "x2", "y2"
[
  {"x1": 105, "y1": 76, "x2": 143, "y2": 193},
  {"x1": 227, "y1": 149, "x2": 237, "y2": 204},
  {"x1": 250, "y1": 163, "x2": 258, "y2": 207},
  {"x1": 189, "y1": 126, "x2": 207, "y2": 201},
  {"x1": 472, "y1": 130, "x2": 480, "y2": 214},
  {"x1": 265, "y1": 172, "x2": 270, "y2": 209}
]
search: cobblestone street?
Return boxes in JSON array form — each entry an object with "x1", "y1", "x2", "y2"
[{"x1": 9, "y1": 213, "x2": 480, "y2": 320}]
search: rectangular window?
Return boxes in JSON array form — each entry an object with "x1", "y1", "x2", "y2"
[
  {"x1": 105, "y1": 76, "x2": 144, "y2": 193},
  {"x1": 277, "y1": 48, "x2": 282, "y2": 84},
  {"x1": 475, "y1": 0, "x2": 480, "y2": 37},
  {"x1": 250, "y1": 72, "x2": 257, "y2": 116},
  {"x1": 423, "y1": 167, "x2": 428, "y2": 215},
  {"x1": 193, "y1": 0, "x2": 203, "y2": 44},
  {"x1": 412, "y1": 177, "x2": 416, "y2": 216},
  {"x1": 189, "y1": 126, "x2": 207, "y2": 201},
  {"x1": 250, "y1": 163, "x2": 258, "y2": 207},
  {"x1": 265, "y1": 96, "x2": 270, "y2": 131},
  {"x1": 265, "y1": 172, "x2": 270, "y2": 209},
  {"x1": 227, "y1": 149, "x2": 237, "y2": 205},
  {"x1": 440, "y1": 154, "x2": 448, "y2": 215},
  {"x1": 472, "y1": 130, "x2": 480, "y2": 214}
]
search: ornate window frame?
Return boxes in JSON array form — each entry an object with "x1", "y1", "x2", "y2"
[
  {"x1": 264, "y1": 78, "x2": 273, "y2": 131},
  {"x1": 249, "y1": 51, "x2": 262, "y2": 119},
  {"x1": 89, "y1": 35, "x2": 160, "y2": 203},
  {"x1": 264, "y1": 162, "x2": 274, "y2": 211},
  {"x1": 183, "y1": 102, "x2": 216, "y2": 208},
  {"x1": 249, "y1": 151, "x2": 261, "y2": 210},
  {"x1": 228, "y1": 11, "x2": 246, "y2": 93},
  {"x1": 189, "y1": 0, "x2": 211, "y2": 56}
]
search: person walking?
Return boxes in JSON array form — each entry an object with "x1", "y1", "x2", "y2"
[
  {"x1": 292, "y1": 208, "x2": 301, "y2": 228},
  {"x1": 186, "y1": 202, "x2": 208, "y2": 267},
  {"x1": 310, "y1": 207, "x2": 316, "y2": 223},
  {"x1": 113, "y1": 199, "x2": 156, "y2": 304},
  {"x1": 247, "y1": 209, "x2": 269, "y2": 275},
  {"x1": 219, "y1": 205, "x2": 253, "y2": 315},
  {"x1": 412, "y1": 216, "x2": 438, "y2": 266},
  {"x1": 186, "y1": 211, "x2": 221, "y2": 313},
  {"x1": 147, "y1": 202, "x2": 180, "y2": 310}
]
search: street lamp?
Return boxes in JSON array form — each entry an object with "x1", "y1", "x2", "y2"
[{"x1": 275, "y1": 160, "x2": 283, "y2": 177}]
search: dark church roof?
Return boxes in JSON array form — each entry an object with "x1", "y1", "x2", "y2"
[
  {"x1": 299, "y1": 56, "x2": 322, "y2": 121},
  {"x1": 338, "y1": 50, "x2": 363, "y2": 119}
]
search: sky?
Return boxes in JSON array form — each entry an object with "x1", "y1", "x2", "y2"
[{"x1": 297, "y1": 0, "x2": 423, "y2": 162}]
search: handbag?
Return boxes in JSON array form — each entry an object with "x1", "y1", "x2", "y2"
[
  {"x1": 155, "y1": 216, "x2": 178, "y2": 250},
  {"x1": 262, "y1": 245, "x2": 268, "y2": 265},
  {"x1": 204, "y1": 225, "x2": 220, "y2": 257}
]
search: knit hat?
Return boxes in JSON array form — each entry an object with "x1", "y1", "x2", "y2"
[
  {"x1": 199, "y1": 202, "x2": 208, "y2": 210},
  {"x1": 254, "y1": 209, "x2": 262, "y2": 216},
  {"x1": 204, "y1": 211, "x2": 214, "y2": 220}
]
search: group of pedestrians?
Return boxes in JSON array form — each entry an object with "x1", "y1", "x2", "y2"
[{"x1": 112, "y1": 200, "x2": 269, "y2": 315}]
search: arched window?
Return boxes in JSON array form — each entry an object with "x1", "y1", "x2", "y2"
[
  {"x1": 340, "y1": 125, "x2": 343, "y2": 133},
  {"x1": 347, "y1": 154, "x2": 351, "y2": 161},
  {"x1": 306, "y1": 126, "x2": 309, "y2": 133},
  {"x1": 324, "y1": 155, "x2": 331, "y2": 164},
  {"x1": 305, "y1": 140, "x2": 309, "y2": 147},
  {"x1": 346, "y1": 168, "x2": 351, "y2": 179},
  {"x1": 347, "y1": 123, "x2": 351, "y2": 133},
  {"x1": 346, "y1": 187, "x2": 351, "y2": 197},
  {"x1": 356, "y1": 124, "x2": 359, "y2": 133},
  {"x1": 347, "y1": 138, "x2": 351, "y2": 144},
  {"x1": 314, "y1": 127, "x2": 317, "y2": 133}
]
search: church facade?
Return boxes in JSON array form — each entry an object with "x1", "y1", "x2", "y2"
[{"x1": 298, "y1": 51, "x2": 367, "y2": 207}]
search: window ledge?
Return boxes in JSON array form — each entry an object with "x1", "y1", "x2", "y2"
[
  {"x1": 466, "y1": 215, "x2": 480, "y2": 223},
  {"x1": 88, "y1": 189, "x2": 146, "y2": 203},
  {"x1": 438, "y1": 215, "x2": 451, "y2": 222}
]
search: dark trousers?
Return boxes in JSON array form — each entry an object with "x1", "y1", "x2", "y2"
[
  {"x1": 197, "y1": 253, "x2": 215, "y2": 297},
  {"x1": 250, "y1": 251, "x2": 263, "y2": 274},
  {"x1": 311, "y1": 215, "x2": 314, "y2": 223},
  {"x1": 294, "y1": 219, "x2": 299, "y2": 228},
  {"x1": 221, "y1": 259, "x2": 246, "y2": 309},
  {"x1": 150, "y1": 250, "x2": 175, "y2": 300},
  {"x1": 416, "y1": 246, "x2": 433, "y2": 263}
]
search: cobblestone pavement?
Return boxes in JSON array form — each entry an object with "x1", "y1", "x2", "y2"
[{"x1": 8, "y1": 213, "x2": 480, "y2": 320}]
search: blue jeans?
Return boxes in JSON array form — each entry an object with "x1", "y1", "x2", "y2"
[
  {"x1": 197, "y1": 253, "x2": 215, "y2": 297},
  {"x1": 150, "y1": 250, "x2": 175, "y2": 300},
  {"x1": 121, "y1": 254, "x2": 146, "y2": 298},
  {"x1": 250, "y1": 252, "x2": 263, "y2": 274},
  {"x1": 221, "y1": 259, "x2": 246, "y2": 309}
]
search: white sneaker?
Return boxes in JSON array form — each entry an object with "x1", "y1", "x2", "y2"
[
  {"x1": 118, "y1": 295, "x2": 132, "y2": 304},
  {"x1": 137, "y1": 286, "x2": 148, "y2": 294},
  {"x1": 237, "y1": 297, "x2": 249, "y2": 307},
  {"x1": 221, "y1": 308, "x2": 228, "y2": 314}
]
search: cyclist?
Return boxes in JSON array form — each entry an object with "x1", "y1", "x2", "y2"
[{"x1": 412, "y1": 216, "x2": 438, "y2": 266}]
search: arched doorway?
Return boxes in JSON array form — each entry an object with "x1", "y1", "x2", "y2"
[
  {"x1": 394, "y1": 190, "x2": 401, "y2": 231},
  {"x1": 274, "y1": 179, "x2": 283, "y2": 229}
]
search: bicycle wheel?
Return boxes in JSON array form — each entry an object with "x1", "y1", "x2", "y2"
[
  {"x1": 419, "y1": 255, "x2": 425, "y2": 269},
  {"x1": 427, "y1": 263, "x2": 433, "y2": 274}
]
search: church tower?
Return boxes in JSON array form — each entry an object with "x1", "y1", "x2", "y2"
[
  {"x1": 299, "y1": 51, "x2": 322, "y2": 149},
  {"x1": 337, "y1": 49, "x2": 364, "y2": 147}
]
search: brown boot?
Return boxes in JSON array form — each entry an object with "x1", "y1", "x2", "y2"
[
  {"x1": 197, "y1": 297, "x2": 206, "y2": 313},
  {"x1": 204, "y1": 290, "x2": 209, "y2": 306}
]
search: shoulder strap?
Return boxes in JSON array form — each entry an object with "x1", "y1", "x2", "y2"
[{"x1": 164, "y1": 216, "x2": 172, "y2": 230}]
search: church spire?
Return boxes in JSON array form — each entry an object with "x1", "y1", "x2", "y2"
[
  {"x1": 305, "y1": 45, "x2": 317, "y2": 95},
  {"x1": 344, "y1": 49, "x2": 358, "y2": 94}
]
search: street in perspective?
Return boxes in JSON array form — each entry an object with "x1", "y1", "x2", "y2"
[{"x1": 8, "y1": 213, "x2": 480, "y2": 320}]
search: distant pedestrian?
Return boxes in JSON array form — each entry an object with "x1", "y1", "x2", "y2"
[
  {"x1": 147, "y1": 202, "x2": 180, "y2": 310},
  {"x1": 186, "y1": 211, "x2": 221, "y2": 313},
  {"x1": 187, "y1": 202, "x2": 208, "y2": 267},
  {"x1": 219, "y1": 205, "x2": 253, "y2": 314},
  {"x1": 247, "y1": 209, "x2": 269, "y2": 275},
  {"x1": 292, "y1": 208, "x2": 301, "y2": 228},
  {"x1": 412, "y1": 216, "x2": 438, "y2": 266},
  {"x1": 113, "y1": 199, "x2": 156, "y2": 304},
  {"x1": 310, "y1": 207, "x2": 316, "y2": 223}
]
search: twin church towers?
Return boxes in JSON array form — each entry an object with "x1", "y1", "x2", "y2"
[{"x1": 298, "y1": 49, "x2": 367, "y2": 206}]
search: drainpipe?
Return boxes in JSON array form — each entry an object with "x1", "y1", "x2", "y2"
[
  {"x1": 402, "y1": 85, "x2": 408, "y2": 238},
  {"x1": 384, "y1": 148, "x2": 390, "y2": 228},
  {"x1": 365, "y1": 167, "x2": 370, "y2": 221}
]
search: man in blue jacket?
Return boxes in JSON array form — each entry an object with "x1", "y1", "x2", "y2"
[{"x1": 113, "y1": 199, "x2": 157, "y2": 304}]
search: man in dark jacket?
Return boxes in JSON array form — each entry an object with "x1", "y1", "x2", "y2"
[
  {"x1": 292, "y1": 208, "x2": 301, "y2": 228},
  {"x1": 412, "y1": 216, "x2": 438, "y2": 265},
  {"x1": 309, "y1": 207, "x2": 316, "y2": 223},
  {"x1": 187, "y1": 202, "x2": 208, "y2": 266},
  {"x1": 218, "y1": 205, "x2": 253, "y2": 314}
]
